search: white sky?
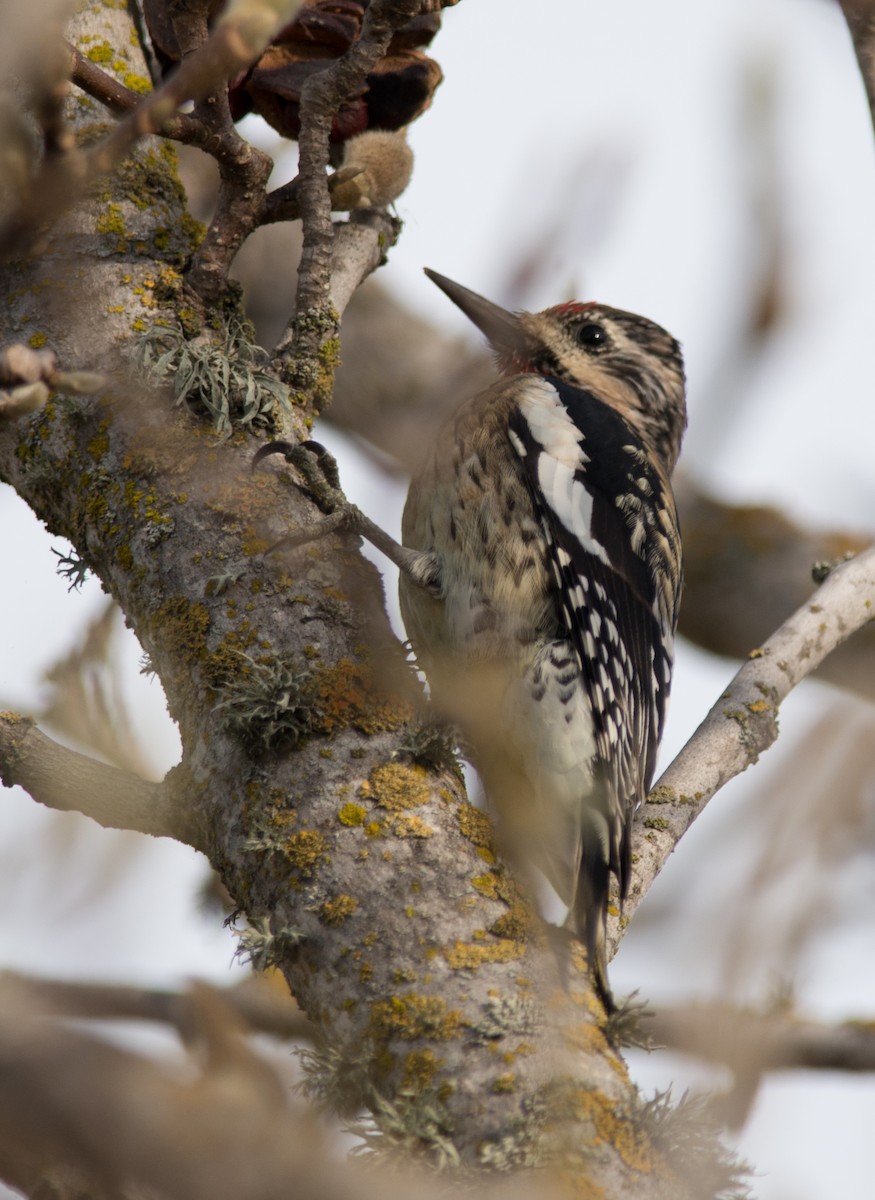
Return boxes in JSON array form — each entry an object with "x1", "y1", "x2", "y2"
[{"x1": 2, "y1": 0, "x2": 875, "y2": 1195}]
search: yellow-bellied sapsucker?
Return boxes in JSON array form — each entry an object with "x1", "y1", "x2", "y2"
[{"x1": 400, "y1": 270, "x2": 686, "y2": 1007}]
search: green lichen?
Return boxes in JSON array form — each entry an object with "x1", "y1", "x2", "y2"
[
  {"x1": 235, "y1": 916, "x2": 306, "y2": 971},
  {"x1": 133, "y1": 315, "x2": 285, "y2": 439},
  {"x1": 635, "y1": 1090, "x2": 751, "y2": 1199},
  {"x1": 646, "y1": 785, "x2": 676, "y2": 805},
  {"x1": 214, "y1": 652, "x2": 313, "y2": 754},
  {"x1": 492, "y1": 1073, "x2": 517, "y2": 1094}
]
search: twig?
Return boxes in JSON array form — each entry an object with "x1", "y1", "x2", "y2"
[
  {"x1": 260, "y1": 166, "x2": 364, "y2": 225},
  {"x1": 613, "y1": 546, "x2": 875, "y2": 953},
  {"x1": 274, "y1": 0, "x2": 420, "y2": 400},
  {"x1": 0, "y1": 713, "x2": 203, "y2": 849},
  {"x1": 328, "y1": 209, "x2": 400, "y2": 316},
  {"x1": 68, "y1": 42, "x2": 148, "y2": 117}
]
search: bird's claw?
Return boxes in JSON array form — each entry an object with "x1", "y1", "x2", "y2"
[{"x1": 253, "y1": 439, "x2": 343, "y2": 514}]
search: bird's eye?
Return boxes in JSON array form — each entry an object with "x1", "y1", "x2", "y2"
[{"x1": 576, "y1": 322, "x2": 608, "y2": 350}]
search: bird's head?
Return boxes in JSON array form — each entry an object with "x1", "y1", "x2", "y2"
[{"x1": 425, "y1": 269, "x2": 687, "y2": 473}]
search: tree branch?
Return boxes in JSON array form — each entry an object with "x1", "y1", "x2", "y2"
[
  {"x1": 614, "y1": 546, "x2": 875, "y2": 950},
  {"x1": 0, "y1": 714, "x2": 202, "y2": 849},
  {"x1": 838, "y1": 1, "x2": 875, "y2": 135},
  {"x1": 273, "y1": 0, "x2": 419, "y2": 403}
]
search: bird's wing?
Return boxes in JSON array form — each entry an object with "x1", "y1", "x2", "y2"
[{"x1": 507, "y1": 374, "x2": 681, "y2": 896}]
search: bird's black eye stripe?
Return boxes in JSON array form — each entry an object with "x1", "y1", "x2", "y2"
[{"x1": 575, "y1": 322, "x2": 608, "y2": 351}]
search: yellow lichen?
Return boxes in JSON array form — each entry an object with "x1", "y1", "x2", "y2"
[
  {"x1": 402, "y1": 1048, "x2": 442, "y2": 1091},
  {"x1": 457, "y1": 802, "x2": 494, "y2": 849},
  {"x1": 391, "y1": 814, "x2": 434, "y2": 838},
  {"x1": 443, "y1": 939, "x2": 525, "y2": 970},
  {"x1": 359, "y1": 761, "x2": 430, "y2": 811},
  {"x1": 370, "y1": 994, "x2": 462, "y2": 1042},
  {"x1": 320, "y1": 894, "x2": 358, "y2": 925},
  {"x1": 285, "y1": 829, "x2": 328, "y2": 877},
  {"x1": 488, "y1": 901, "x2": 533, "y2": 942},
  {"x1": 572, "y1": 1088, "x2": 669, "y2": 1177},
  {"x1": 337, "y1": 802, "x2": 367, "y2": 827},
  {"x1": 307, "y1": 659, "x2": 411, "y2": 735},
  {"x1": 471, "y1": 872, "x2": 499, "y2": 899}
]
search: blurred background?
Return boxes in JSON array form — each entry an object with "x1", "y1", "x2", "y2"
[{"x1": 3, "y1": 0, "x2": 875, "y2": 1195}]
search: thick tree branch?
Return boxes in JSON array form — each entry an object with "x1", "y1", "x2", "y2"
[
  {"x1": 0, "y1": 713, "x2": 202, "y2": 848},
  {"x1": 614, "y1": 546, "x2": 875, "y2": 950}
]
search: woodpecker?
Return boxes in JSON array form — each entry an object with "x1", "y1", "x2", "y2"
[{"x1": 400, "y1": 270, "x2": 686, "y2": 1008}]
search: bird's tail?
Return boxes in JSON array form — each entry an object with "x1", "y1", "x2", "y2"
[{"x1": 568, "y1": 821, "x2": 616, "y2": 1014}]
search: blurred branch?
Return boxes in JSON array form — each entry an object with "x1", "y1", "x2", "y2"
[
  {"x1": 0, "y1": 979, "x2": 560, "y2": 1200},
  {"x1": 68, "y1": 41, "x2": 161, "y2": 118},
  {"x1": 676, "y1": 479, "x2": 875, "y2": 700},
  {"x1": 36, "y1": 598, "x2": 158, "y2": 779},
  {"x1": 716, "y1": 698, "x2": 875, "y2": 991},
  {"x1": 0, "y1": 713, "x2": 201, "y2": 848},
  {"x1": 614, "y1": 546, "x2": 875, "y2": 948},
  {"x1": 649, "y1": 999, "x2": 875, "y2": 1127},
  {"x1": 0, "y1": 983, "x2": 374, "y2": 1200},
  {"x1": 0, "y1": 970, "x2": 313, "y2": 1043},
  {"x1": 651, "y1": 999, "x2": 875, "y2": 1073}
]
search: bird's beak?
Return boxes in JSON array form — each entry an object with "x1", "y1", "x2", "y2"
[{"x1": 424, "y1": 269, "x2": 526, "y2": 357}]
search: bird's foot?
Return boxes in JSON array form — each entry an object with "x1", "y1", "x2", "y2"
[{"x1": 253, "y1": 439, "x2": 441, "y2": 595}]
